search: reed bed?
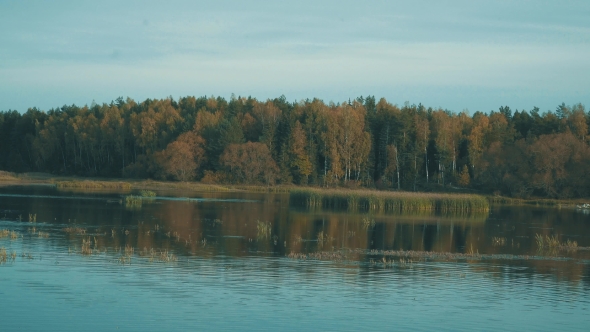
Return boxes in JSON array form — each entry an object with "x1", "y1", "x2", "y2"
[
  {"x1": 256, "y1": 220, "x2": 272, "y2": 239},
  {"x1": 487, "y1": 196, "x2": 583, "y2": 207},
  {"x1": 289, "y1": 188, "x2": 489, "y2": 213},
  {"x1": 136, "y1": 180, "x2": 232, "y2": 192},
  {"x1": 55, "y1": 180, "x2": 132, "y2": 190},
  {"x1": 535, "y1": 234, "x2": 578, "y2": 251},
  {"x1": 139, "y1": 190, "x2": 156, "y2": 197},
  {"x1": 125, "y1": 195, "x2": 142, "y2": 207}
]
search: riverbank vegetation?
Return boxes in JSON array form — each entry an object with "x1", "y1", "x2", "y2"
[
  {"x1": 0, "y1": 171, "x2": 18, "y2": 181},
  {"x1": 55, "y1": 180, "x2": 132, "y2": 189},
  {"x1": 1, "y1": 95, "x2": 589, "y2": 199},
  {"x1": 290, "y1": 188, "x2": 489, "y2": 212}
]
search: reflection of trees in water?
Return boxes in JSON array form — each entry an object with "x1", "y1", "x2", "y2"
[{"x1": 4, "y1": 190, "x2": 590, "y2": 285}]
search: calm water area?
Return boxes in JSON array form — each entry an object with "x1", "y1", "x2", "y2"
[{"x1": 1, "y1": 185, "x2": 589, "y2": 331}]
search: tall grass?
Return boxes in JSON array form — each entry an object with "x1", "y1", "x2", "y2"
[
  {"x1": 535, "y1": 233, "x2": 578, "y2": 252},
  {"x1": 56, "y1": 180, "x2": 132, "y2": 190},
  {"x1": 139, "y1": 190, "x2": 156, "y2": 197},
  {"x1": 488, "y1": 196, "x2": 570, "y2": 207},
  {"x1": 125, "y1": 195, "x2": 143, "y2": 208},
  {"x1": 290, "y1": 188, "x2": 489, "y2": 213}
]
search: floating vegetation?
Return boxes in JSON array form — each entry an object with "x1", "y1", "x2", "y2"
[
  {"x1": 0, "y1": 248, "x2": 17, "y2": 264},
  {"x1": 63, "y1": 227, "x2": 87, "y2": 235},
  {"x1": 55, "y1": 180, "x2": 132, "y2": 190},
  {"x1": 139, "y1": 190, "x2": 156, "y2": 197},
  {"x1": 288, "y1": 247, "x2": 589, "y2": 265},
  {"x1": 139, "y1": 247, "x2": 177, "y2": 263},
  {"x1": 0, "y1": 247, "x2": 6, "y2": 264},
  {"x1": 81, "y1": 237, "x2": 93, "y2": 255},
  {"x1": 288, "y1": 250, "x2": 349, "y2": 263},
  {"x1": 10, "y1": 231, "x2": 19, "y2": 239},
  {"x1": 125, "y1": 195, "x2": 142, "y2": 208},
  {"x1": 0, "y1": 229, "x2": 10, "y2": 238},
  {"x1": 118, "y1": 255, "x2": 131, "y2": 264},
  {"x1": 290, "y1": 188, "x2": 489, "y2": 213},
  {"x1": 492, "y1": 237, "x2": 506, "y2": 246},
  {"x1": 124, "y1": 245, "x2": 134, "y2": 256},
  {"x1": 257, "y1": 220, "x2": 272, "y2": 239}
]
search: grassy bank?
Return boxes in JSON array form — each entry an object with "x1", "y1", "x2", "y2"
[
  {"x1": 290, "y1": 188, "x2": 489, "y2": 213},
  {"x1": 0, "y1": 171, "x2": 18, "y2": 182},
  {"x1": 1, "y1": 172, "x2": 587, "y2": 209},
  {"x1": 487, "y1": 195, "x2": 586, "y2": 207},
  {"x1": 55, "y1": 180, "x2": 133, "y2": 190}
]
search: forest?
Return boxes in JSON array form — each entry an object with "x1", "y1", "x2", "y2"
[{"x1": 1, "y1": 95, "x2": 589, "y2": 199}]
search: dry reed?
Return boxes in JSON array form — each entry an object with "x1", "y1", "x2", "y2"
[
  {"x1": 56, "y1": 180, "x2": 132, "y2": 190},
  {"x1": 63, "y1": 227, "x2": 87, "y2": 235},
  {"x1": 290, "y1": 188, "x2": 489, "y2": 213},
  {"x1": 0, "y1": 247, "x2": 6, "y2": 264},
  {"x1": 535, "y1": 234, "x2": 578, "y2": 252},
  {"x1": 257, "y1": 220, "x2": 272, "y2": 239}
]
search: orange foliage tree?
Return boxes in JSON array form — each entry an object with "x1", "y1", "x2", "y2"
[
  {"x1": 155, "y1": 132, "x2": 205, "y2": 181},
  {"x1": 220, "y1": 142, "x2": 279, "y2": 185}
]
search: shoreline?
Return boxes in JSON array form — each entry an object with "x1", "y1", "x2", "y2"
[{"x1": 0, "y1": 172, "x2": 586, "y2": 208}]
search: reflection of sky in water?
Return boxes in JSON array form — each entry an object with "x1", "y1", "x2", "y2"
[
  {"x1": 1, "y1": 249, "x2": 589, "y2": 331},
  {"x1": 1, "y1": 186, "x2": 590, "y2": 331}
]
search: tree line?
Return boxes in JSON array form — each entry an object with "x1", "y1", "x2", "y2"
[{"x1": 1, "y1": 95, "x2": 589, "y2": 198}]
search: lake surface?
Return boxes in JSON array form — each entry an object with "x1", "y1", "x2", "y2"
[{"x1": 1, "y1": 185, "x2": 589, "y2": 331}]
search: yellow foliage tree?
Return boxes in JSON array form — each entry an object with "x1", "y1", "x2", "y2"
[{"x1": 458, "y1": 165, "x2": 470, "y2": 187}]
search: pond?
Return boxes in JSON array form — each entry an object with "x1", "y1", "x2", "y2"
[{"x1": 1, "y1": 185, "x2": 589, "y2": 331}]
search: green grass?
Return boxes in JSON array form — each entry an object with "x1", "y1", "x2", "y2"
[
  {"x1": 125, "y1": 195, "x2": 143, "y2": 207},
  {"x1": 289, "y1": 188, "x2": 489, "y2": 213},
  {"x1": 139, "y1": 190, "x2": 156, "y2": 197}
]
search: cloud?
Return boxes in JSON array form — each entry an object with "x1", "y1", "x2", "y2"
[{"x1": 1, "y1": 0, "x2": 589, "y2": 112}]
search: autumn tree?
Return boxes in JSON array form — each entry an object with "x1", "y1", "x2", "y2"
[
  {"x1": 457, "y1": 165, "x2": 470, "y2": 187},
  {"x1": 289, "y1": 121, "x2": 312, "y2": 184},
  {"x1": 155, "y1": 131, "x2": 205, "y2": 182},
  {"x1": 220, "y1": 142, "x2": 278, "y2": 185}
]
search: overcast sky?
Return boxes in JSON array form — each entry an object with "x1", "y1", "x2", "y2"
[{"x1": 1, "y1": 0, "x2": 589, "y2": 113}]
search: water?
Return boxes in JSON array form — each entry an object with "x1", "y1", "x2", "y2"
[{"x1": 1, "y1": 185, "x2": 589, "y2": 331}]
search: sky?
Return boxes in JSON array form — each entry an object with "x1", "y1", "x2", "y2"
[{"x1": 1, "y1": 0, "x2": 589, "y2": 114}]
